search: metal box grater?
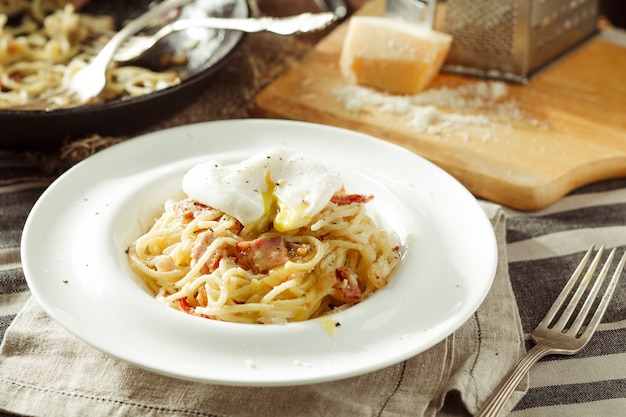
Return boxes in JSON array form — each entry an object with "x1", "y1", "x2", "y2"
[{"x1": 391, "y1": 0, "x2": 601, "y2": 82}]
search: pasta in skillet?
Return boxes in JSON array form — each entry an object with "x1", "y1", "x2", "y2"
[{"x1": 0, "y1": 0, "x2": 180, "y2": 109}]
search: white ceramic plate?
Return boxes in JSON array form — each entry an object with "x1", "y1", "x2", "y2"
[{"x1": 22, "y1": 119, "x2": 497, "y2": 386}]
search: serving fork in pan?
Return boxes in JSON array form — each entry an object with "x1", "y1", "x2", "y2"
[{"x1": 113, "y1": 12, "x2": 339, "y2": 62}]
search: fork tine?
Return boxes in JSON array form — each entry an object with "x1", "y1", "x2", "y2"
[
  {"x1": 569, "y1": 247, "x2": 615, "y2": 334},
  {"x1": 541, "y1": 245, "x2": 595, "y2": 328},
  {"x1": 552, "y1": 246, "x2": 604, "y2": 330},
  {"x1": 577, "y1": 249, "x2": 626, "y2": 337}
]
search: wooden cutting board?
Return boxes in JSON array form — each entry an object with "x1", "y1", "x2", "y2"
[{"x1": 254, "y1": 0, "x2": 626, "y2": 211}]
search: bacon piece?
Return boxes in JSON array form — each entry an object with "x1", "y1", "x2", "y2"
[
  {"x1": 192, "y1": 231, "x2": 235, "y2": 274},
  {"x1": 155, "y1": 255, "x2": 175, "y2": 272},
  {"x1": 176, "y1": 297, "x2": 195, "y2": 314},
  {"x1": 236, "y1": 236, "x2": 288, "y2": 274},
  {"x1": 171, "y1": 198, "x2": 213, "y2": 224},
  {"x1": 192, "y1": 231, "x2": 217, "y2": 274},
  {"x1": 176, "y1": 298, "x2": 209, "y2": 318},
  {"x1": 192, "y1": 231, "x2": 216, "y2": 260},
  {"x1": 333, "y1": 267, "x2": 363, "y2": 303},
  {"x1": 331, "y1": 193, "x2": 374, "y2": 205},
  {"x1": 9, "y1": 71, "x2": 22, "y2": 83}
]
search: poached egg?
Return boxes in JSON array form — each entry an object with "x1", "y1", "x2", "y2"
[{"x1": 182, "y1": 147, "x2": 343, "y2": 231}]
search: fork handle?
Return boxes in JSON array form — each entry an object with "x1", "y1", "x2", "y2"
[
  {"x1": 161, "y1": 13, "x2": 336, "y2": 35},
  {"x1": 475, "y1": 344, "x2": 554, "y2": 417}
]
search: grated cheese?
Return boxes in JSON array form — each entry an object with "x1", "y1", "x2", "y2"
[{"x1": 331, "y1": 81, "x2": 545, "y2": 141}]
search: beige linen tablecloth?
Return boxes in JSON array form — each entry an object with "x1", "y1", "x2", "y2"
[
  {"x1": 0, "y1": 202, "x2": 525, "y2": 417},
  {"x1": 3, "y1": 3, "x2": 626, "y2": 415}
]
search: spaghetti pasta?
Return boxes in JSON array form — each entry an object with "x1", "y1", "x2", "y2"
[
  {"x1": 128, "y1": 187, "x2": 401, "y2": 325},
  {"x1": 0, "y1": 0, "x2": 180, "y2": 109}
]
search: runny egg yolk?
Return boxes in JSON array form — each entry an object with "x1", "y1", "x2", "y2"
[
  {"x1": 274, "y1": 191, "x2": 311, "y2": 232},
  {"x1": 262, "y1": 170, "x2": 276, "y2": 216},
  {"x1": 263, "y1": 167, "x2": 320, "y2": 232}
]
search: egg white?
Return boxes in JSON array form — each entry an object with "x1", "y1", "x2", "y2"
[{"x1": 182, "y1": 147, "x2": 343, "y2": 231}]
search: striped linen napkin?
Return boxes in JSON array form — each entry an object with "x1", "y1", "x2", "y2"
[{"x1": 504, "y1": 178, "x2": 626, "y2": 417}]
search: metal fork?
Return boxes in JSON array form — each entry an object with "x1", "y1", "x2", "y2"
[
  {"x1": 476, "y1": 245, "x2": 626, "y2": 417},
  {"x1": 114, "y1": 12, "x2": 339, "y2": 63},
  {"x1": 257, "y1": 0, "x2": 347, "y2": 48},
  {"x1": 12, "y1": 0, "x2": 191, "y2": 110}
]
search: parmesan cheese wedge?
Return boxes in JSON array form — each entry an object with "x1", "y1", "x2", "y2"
[{"x1": 339, "y1": 16, "x2": 452, "y2": 95}]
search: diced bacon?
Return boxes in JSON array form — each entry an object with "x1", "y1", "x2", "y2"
[
  {"x1": 176, "y1": 298, "x2": 209, "y2": 318},
  {"x1": 202, "y1": 252, "x2": 223, "y2": 274},
  {"x1": 171, "y1": 198, "x2": 214, "y2": 224},
  {"x1": 331, "y1": 193, "x2": 374, "y2": 205},
  {"x1": 155, "y1": 255, "x2": 175, "y2": 272},
  {"x1": 333, "y1": 267, "x2": 363, "y2": 302},
  {"x1": 176, "y1": 297, "x2": 195, "y2": 314},
  {"x1": 192, "y1": 231, "x2": 217, "y2": 260},
  {"x1": 9, "y1": 71, "x2": 22, "y2": 83},
  {"x1": 236, "y1": 236, "x2": 289, "y2": 274},
  {"x1": 192, "y1": 230, "x2": 232, "y2": 274}
]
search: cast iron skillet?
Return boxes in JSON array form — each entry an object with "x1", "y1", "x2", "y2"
[{"x1": 1, "y1": 0, "x2": 248, "y2": 151}]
